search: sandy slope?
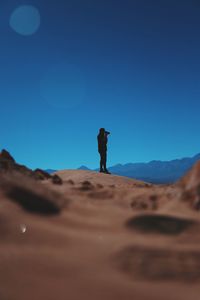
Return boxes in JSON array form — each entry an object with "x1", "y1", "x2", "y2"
[{"x1": 1, "y1": 167, "x2": 200, "y2": 300}]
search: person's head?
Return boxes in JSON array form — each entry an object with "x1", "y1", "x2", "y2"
[{"x1": 99, "y1": 128, "x2": 105, "y2": 135}]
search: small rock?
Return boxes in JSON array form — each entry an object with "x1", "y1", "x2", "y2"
[
  {"x1": 52, "y1": 174, "x2": 63, "y2": 185},
  {"x1": 96, "y1": 183, "x2": 103, "y2": 189},
  {"x1": 34, "y1": 169, "x2": 52, "y2": 180},
  {"x1": 67, "y1": 179, "x2": 75, "y2": 185}
]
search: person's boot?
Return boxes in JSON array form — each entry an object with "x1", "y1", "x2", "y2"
[
  {"x1": 104, "y1": 169, "x2": 111, "y2": 174},
  {"x1": 99, "y1": 168, "x2": 104, "y2": 173}
]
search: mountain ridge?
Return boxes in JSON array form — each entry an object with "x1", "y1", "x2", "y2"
[
  {"x1": 46, "y1": 153, "x2": 200, "y2": 184},
  {"x1": 81, "y1": 153, "x2": 200, "y2": 183},
  {"x1": 111, "y1": 153, "x2": 200, "y2": 183}
]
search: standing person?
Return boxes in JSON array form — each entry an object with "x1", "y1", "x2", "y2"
[{"x1": 97, "y1": 128, "x2": 111, "y2": 174}]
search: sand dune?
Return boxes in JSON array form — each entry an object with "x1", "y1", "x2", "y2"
[{"x1": 1, "y1": 160, "x2": 200, "y2": 300}]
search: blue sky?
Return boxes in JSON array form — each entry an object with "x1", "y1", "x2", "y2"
[{"x1": 0, "y1": 0, "x2": 200, "y2": 170}]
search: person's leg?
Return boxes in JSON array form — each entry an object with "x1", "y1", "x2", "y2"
[
  {"x1": 103, "y1": 151, "x2": 107, "y2": 171},
  {"x1": 104, "y1": 151, "x2": 111, "y2": 174},
  {"x1": 99, "y1": 152, "x2": 104, "y2": 172}
]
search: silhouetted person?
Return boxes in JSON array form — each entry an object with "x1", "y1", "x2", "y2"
[{"x1": 97, "y1": 128, "x2": 111, "y2": 174}]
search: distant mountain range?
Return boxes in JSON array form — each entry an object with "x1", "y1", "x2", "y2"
[
  {"x1": 46, "y1": 153, "x2": 200, "y2": 184},
  {"x1": 77, "y1": 165, "x2": 90, "y2": 171},
  {"x1": 78, "y1": 153, "x2": 200, "y2": 184},
  {"x1": 45, "y1": 169, "x2": 57, "y2": 174}
]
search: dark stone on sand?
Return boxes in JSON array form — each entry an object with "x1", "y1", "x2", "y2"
[
  {"x1": 34, "y1": 169, "x2": 52, "y2": 180},
  {"x1": 52, "y1": 174, "x2": 63, "y2": 185},
  {"x1": 126, "y1": 214, "x2": 194, "y2": 235},
  {"x1": 7, "y1": 185, "x2": 61, "y2": 215}
]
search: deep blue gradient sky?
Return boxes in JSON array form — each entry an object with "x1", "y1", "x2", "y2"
[{"x1": 1, "y1": 0, "x2": 200, "y2": 170}]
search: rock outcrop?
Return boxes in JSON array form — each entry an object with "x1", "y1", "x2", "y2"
[
  {"x1": 0, "y1": 149, "x2": 62, "y2": 185},
  {"x1": 179, "y1": 160, "x2": 200, "y2": 209}
]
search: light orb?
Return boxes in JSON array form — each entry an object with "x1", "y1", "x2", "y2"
[{"x1": 10, "y1": 5, "x2": 40, "y2": 36}]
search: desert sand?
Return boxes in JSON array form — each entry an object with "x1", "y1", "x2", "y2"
[{"x1": 1, "y1": 154, "x2": 200, "y2": 300}]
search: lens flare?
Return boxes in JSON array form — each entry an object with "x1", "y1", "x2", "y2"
[{"x1": 10, "y1": 5, "x2": 40, "y2": 36}]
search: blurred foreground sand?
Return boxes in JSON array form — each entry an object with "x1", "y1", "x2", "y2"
[{"x1": 1, "y1": 165, "x2": 200, "y2": 300}]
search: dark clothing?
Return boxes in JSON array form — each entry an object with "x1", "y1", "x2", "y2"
[
  {"x1": 97, "y1": 134, "x2": 107, "y2": 153},
  {"x1": 100, "y1": 151, "x2": 107, "y2": 171},
  {"x1": 97, "y1": 133, "x2": 108, "y2": 171}
]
